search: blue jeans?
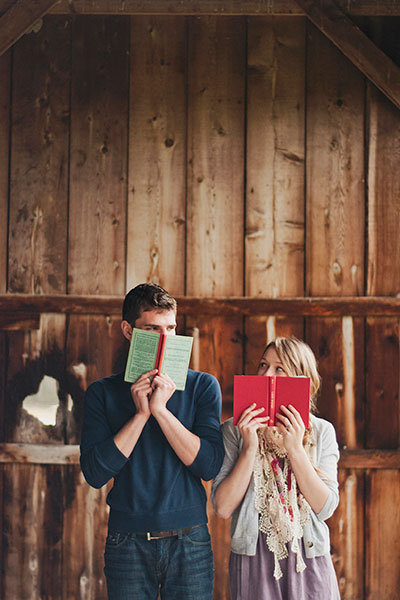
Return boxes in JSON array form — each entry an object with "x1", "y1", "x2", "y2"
[{"x1": 104, "y1": 525, "x2": 214, "y2": 599}]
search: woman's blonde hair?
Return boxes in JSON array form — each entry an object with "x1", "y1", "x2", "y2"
[{"x1": 265, "y1": 337, "x2": 321, "y2": 413}]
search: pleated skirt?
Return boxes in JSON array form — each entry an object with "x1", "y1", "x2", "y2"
[{"x1": 229, "y1": 531, "x2": 341, "y2": 600}]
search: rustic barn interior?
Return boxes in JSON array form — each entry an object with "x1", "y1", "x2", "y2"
[{"x1": 0, "y1": 1, "x2": 399, "y2": 599}]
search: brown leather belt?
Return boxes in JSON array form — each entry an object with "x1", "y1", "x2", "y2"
[{"x1": 138, "y1": 524, "x2": 201, "y2": 541}]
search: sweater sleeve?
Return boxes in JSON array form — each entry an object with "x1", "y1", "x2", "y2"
[
  {"x1": 80, "y1": 381, "x2": 128, "y2": 489},
  {"x1": 186, "y1": 373, "x2": 224, "y2": 481},
  {"x1": 315, "y1": 420, "x2": 340, "y2": 521}
]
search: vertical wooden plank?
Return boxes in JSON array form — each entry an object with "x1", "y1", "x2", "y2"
[
  {"x1": 306, "y1": 23, "x2": 365, "y2": 297},
  {"x1": 366, "y1": 33, "x2": 400, "y2": 595},
  {"x1": 68, "y1": 15, "x2": 129, "y2": 296},
  {"x1": 0, "y1": 49, "x2": 10, "y2": 293},
  {"x1": 187, "y1": 16, "x2": 245, "y2": 600},
  {"x1": 365, "y1": 470, "x2": 400, "y2": 600},
  {"x1": 246, "y1": 16, "x2": 305, "y2": 298},
  {"x1": 127, "y1": 16, "x2": 186, "y2": 294},
  {"x1": 306, "y1": 23, "x2": 365, "y2": 600},
  {"x1": 365, "y1": 318, "x2": 399, "y2": 450},
  {"x1": 8, "y1": 16, "x2": 70, "y2": 295},
  {"x1": 187, "y1": 15, "x2": 245, "y2": 298}
]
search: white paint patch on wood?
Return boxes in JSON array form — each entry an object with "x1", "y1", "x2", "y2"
[
  {"x1": 22, "y1": 375, "x2": 60, "y2": 426},
  {"x1": 266, "y1": 316, "x2": 276, "y2": 344},
  {"x1": 342, "y1": 316, "x2": 357, "y2": 447},
  {"x1": 345, "y1": 472, "x2": 357, "y2": 597}
]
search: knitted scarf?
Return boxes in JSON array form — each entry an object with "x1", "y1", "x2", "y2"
[{"x1": 253, "y1": 428, "x2": 312, "y2": 579}]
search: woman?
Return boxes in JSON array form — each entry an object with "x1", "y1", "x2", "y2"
[{"x1": 212, "y1": 337, "x2": 340, "y2": 599}]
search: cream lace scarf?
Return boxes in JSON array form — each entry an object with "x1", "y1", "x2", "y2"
[{"x1": 253, "y1": 428, "x2": 312, "y2": 579}]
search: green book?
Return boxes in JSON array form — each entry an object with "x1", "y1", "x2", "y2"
[{"x1": 124, "y1": 328, "x2": 193, "y2": 391}]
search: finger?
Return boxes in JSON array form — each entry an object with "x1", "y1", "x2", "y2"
[
  {"x1": 238, "y1": 409, "x2": 265, "y2": 428},
  {"x1": 135, "y1": 369, "x2": 158, "y2": 382},
  {"x1": 287, "y1": 404, "x2": 304, "y2": 425}
]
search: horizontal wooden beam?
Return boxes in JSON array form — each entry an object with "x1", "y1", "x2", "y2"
[
  {"x1": 0, "y1": 313, "x2": 40, "y2": 330},
  {"x1": 1, "y1": 443, "x2": 399, "y2": 468},
  {"x1": 338, "y1": 449, "x2": 400, "y2": 470},
  {"x1": 0, "y1": 294, "x2": 400, "y2": 317},
  {"x1": 0, "y1": 443, "x2": 80, "y2": 464},
  {"x1": 296, "y1": 0, "x2": 400, "y2": 110},
  {"x1": 24, "y1": 0, "x2": 400, "y2": 16},
  {"x1": 0, "y1": 0, "x2": 60, "y2": 57}
]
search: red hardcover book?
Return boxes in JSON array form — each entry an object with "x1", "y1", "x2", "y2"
[{"x1": 233, "y1": 375, "x2": 310, "y2": 428}]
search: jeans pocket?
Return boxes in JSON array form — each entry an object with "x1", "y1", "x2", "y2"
[
  {"x1": 105, "y1": 531, "x2": 129, "y2": 548},
  {"x1": 183, "y1": 524, "x2": 211, "y2": 546}
]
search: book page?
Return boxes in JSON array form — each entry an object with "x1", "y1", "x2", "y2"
[
  {"x1": 124, "y1": 329, "x2": 160, "y2": 383},
  {"x1": 160, "y1": 334, "x2": 193, "y2": 390}
]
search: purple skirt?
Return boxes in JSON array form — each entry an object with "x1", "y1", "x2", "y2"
[{"x1": 229, "y1": 532, "x2": 340, "y2": 600}]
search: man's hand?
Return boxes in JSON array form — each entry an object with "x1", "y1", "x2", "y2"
[
  {"x1": 130, "y1": 369, "x2": 158, "y2": 420},
  {"x1": 149, "y1": 373, "x2": 176, "y2": 415}
]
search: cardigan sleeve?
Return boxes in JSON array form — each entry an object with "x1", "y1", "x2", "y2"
[
  {"x1": 314, "y1": 419, "x2": 340, "y2": 521},
  {"x1": 211, "y1": 418, "x2": 241, "y2": 507}
]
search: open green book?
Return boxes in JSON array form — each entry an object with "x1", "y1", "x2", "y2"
[{"x1": 124, "y1": 328, "x2": 193, "y2": 390}]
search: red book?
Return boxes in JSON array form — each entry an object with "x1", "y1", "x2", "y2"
[{"x1": 233, "y1": 375, "x2": 310, "y2": 428}]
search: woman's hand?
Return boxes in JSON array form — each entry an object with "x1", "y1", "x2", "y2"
[
  {"x1": 237, "y1": 403, "x2": 269, "y2": 452},
  {"x1": 275, "y1": 404, "x2": 305, "y2": 456}
]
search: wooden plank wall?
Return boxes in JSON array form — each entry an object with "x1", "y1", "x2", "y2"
[{"x1": 0, "y1": 13, "x2": 399, "y2": 600}]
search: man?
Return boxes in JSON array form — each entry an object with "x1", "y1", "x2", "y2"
[{"x1": 80, "y1": 283, "x2": 224, "y2": 599}]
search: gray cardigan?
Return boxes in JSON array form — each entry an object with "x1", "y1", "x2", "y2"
[{"x1": 211, "y1": 415, "x2": 339, "y2": 558}]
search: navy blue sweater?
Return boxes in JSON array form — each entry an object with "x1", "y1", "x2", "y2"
[{"x1": 80, "y1": 370, "x2": 224, "y2": 533}]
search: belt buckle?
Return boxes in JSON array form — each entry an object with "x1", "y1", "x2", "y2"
[{"x1": 147, "y1": 532, "x2": 156, "y2": 541}]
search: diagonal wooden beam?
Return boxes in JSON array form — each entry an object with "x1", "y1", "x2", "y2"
[
  {"x1": 0, "y1": 0, "x2": 60, "y2": 57},
  {"x1": 295, "y1": 0, "x2": 400, "y2": 110}
]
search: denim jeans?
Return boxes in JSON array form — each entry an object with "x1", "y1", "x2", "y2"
[{"x1": 104, "y1": 524, "x2": 214, "y2": 599}]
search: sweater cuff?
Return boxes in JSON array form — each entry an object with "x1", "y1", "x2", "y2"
[
  {"x1": 97, "y1": 436, "x2": 129, "y2": 472},
  {"x1": 188, "y1": 438, "x2": 219, "y2": 481}
]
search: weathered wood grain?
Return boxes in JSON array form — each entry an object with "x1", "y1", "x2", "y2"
[
  {"x1": 366, "y1": 470, "x2": 400, "y2": 599},
  {"x1": 366, "y1": 319, "x2": 399, "y2": 450},
  {"x1": 0, "y1": 50, "x2": 9, "y2": 293},
  {"x1": 367, "y1": 85, "x2": 400, "y2": 297},
  {"x1": 296, "y1": 0, "x2": 400, "y2": 110},
  {"x1": 3, "y1": 463, "x2": 63, "y2": 599},
  {"x1": 0, "y1": 0, "x2": 60, "y2": 57},
  {"x1": 187, "y1": 16, "x2": 245, "y2": 297},
  {"x1": 0, "y1": 313, "x2": 40, "y2": 330},
  {"x1": 8, "y1": 15, "x2": 70, "y2": 295},
  {"x1": 306, "y1": 22, "x2": 365, "y2": 296},
  {"x1": 127, "y1": 16, "x2": 186, "y2": 293},
  {"x1": 45, "y1": 0, "x2": 400, "y2": 16},
  {"x1": 62, "y1": 466, "x2": 110, "y2": 599},
  {"x1": 246, "y1": 16, "x2": 305, "y2": 298},
  {"x1": 68, "y1": 15, "x2": 128, "y2": 295},
  {"x1": 328, "y1": 469, "x2": 365, "y2": 600},
  {"x1": 2, "y1": 293, "x2": 400, "y2": 316}
]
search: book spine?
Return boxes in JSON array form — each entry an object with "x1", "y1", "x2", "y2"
[
  {"x1": 269, "y1": 376, "x2": 276, "y2": 426},
  {"x1": 155, "y1": 333, "x2": 166, "y2": 371}
]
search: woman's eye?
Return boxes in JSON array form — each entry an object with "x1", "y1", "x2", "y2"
[{"x1": 277, "y1": 366, "x2": 285, "y2": 373}]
